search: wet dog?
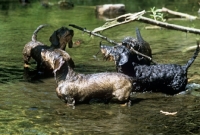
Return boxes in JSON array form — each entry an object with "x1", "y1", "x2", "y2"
[
  {"x1": 100, "y1": 28, "x2": 152, "y2": 66},
  {"x1": 101, "y1": 41, "x2": 200, "y2": 95},
  {"x1": 22, "y1": 24, "x2": 74, "y2": 72},
  {"x1": 41, "y1": 49, "x2": 135, "y2": 107},
  {"x1": 121, "y1": 28, "x2": 152, "y2": 65}
]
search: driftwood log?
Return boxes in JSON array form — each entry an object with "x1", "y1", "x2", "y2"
[
  {"x1": 92, "y1": 9, "x2": 200, "y2": 35},
  {"x1": 156, "y1": 7, "x2": 197, "y2": 20}
]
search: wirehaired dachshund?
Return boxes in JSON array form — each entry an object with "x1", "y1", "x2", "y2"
[
  {"x1": 100, "y1": 28, "x2": 152, "y2": 65},
  {"x1": 41, "y1": 49, "x2": 135, "y2": 108},
  {"x1": 22, "y1": 24, "x2": 74, "y2": 73},
  {"x1": 100, "y1": 41, "x2": 200, "y2": 95}
]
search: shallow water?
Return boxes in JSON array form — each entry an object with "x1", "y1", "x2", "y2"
[{"x1": 0, "y1": 0, "x2": 200, "y2": 134}]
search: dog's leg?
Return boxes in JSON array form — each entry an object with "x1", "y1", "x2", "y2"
[
  {"x1": 23, "y1": 54, "x2": 31, "y2": 68},
  {"x1": 120, "y1": 98, "x2": 131, "y2": 107},
  {"x1": 127, "y1": 99, "x2": 132, "y2": 107},
  {"x1": 103, "y1": 97, "x2": 112, "y2": 104},
  {"x1": 66, "y1": 97, "x2": 76, "y2": 109},
  {"x1": 126, "y1": 98, "x2": 132, "y2": 107}
]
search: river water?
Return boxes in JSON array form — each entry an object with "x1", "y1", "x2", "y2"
[{"x1": 0, "y1": 0, "x2": 200, "y2": 134}]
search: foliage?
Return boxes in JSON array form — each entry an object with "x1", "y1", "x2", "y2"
[{"x1": 149, "y1": 7, "x2": 166, "y2": 22}]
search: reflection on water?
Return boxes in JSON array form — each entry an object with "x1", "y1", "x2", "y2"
[
  {"x1": 0, "y1": 0, "x2": 200, "y2": 134},
  {"x1": 1, "y1": 80, "x2": 200, "y2": 134}
]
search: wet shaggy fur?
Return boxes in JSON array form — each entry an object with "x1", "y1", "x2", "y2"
[
  {"x1": 100, "y1": 28, "x2": 152, "y2": 66},
  {"x1": 22, "y1": 24, "x2": 74, "y2": 72},
  {"x1": 41, "y1": 49, "x2": 134, "y2": 107},
  {"x1": 121, "y1": 28, "x2": 152, "y2": 65},
  {"x1": 101, "y1": 41, "x2": 200, "y2": 95}
]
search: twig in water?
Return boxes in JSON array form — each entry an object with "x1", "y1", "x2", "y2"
[
  {"x1": 69, "y1": 24, "x2": 155, "y2": 63},
  {"x1": 160, "y1": 110, "x2": 177, "y2": 116},
  {"x1": 69, "y1": 24, "x2": 119, "y2": 45}
]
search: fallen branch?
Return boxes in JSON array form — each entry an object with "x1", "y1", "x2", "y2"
[
  {"x1": 69, "y1": 24, "x2": 156, "y2": 63},
  {"x1": 139, "y1": 16, "x2": 200, "y2": 34},
  {"x1": 182, "y1": 45, "x2": 198, "y2": 52},
  {"x1": 92, "y1": 10, "x2": 200, "y2": 35},
  {"x1": 156, "y1": 7, "x2": 197, "y2": 20},
  {"x1": 92, "y1": 10, "x2": 146, "y2": 33},
  {"x1": 130, "y1": 48, "x2": 155, "y2": 64},
  {"x1": 145, "y1": 25, "x2": 162, "y2": 30},
  {"x1": 69, "y1": 24, "x2": 119, "y2": 45},
  {"x1": 160, "y1": 110, "x2": 177, "y2": 116}
]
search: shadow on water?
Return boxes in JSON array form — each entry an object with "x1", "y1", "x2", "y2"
[{"x1": 0, "y1": 0, "x2": 200, "y2": 134}]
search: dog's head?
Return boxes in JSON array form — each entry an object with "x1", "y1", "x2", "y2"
[
  {"x1": 99, "y1": 44, "x2": 114, "y2": 61},
  {"x1": 41, "y1": 49, "x2": 64, "y2": 72},
  {"x1": 100, "y1": 43, "x2": 130, "y2": 66},
  {"x1": 49, "y1": 27, "x2": 74, "y2": 50},
  {"x1": 41, "y1": 49, "x2": 75, "y2": 73},
  {"x1": 121, "y1": 36, "x2": 139, "y2": 50}
]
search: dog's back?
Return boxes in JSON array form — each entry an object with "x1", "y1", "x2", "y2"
[
  {"x1": 23, "y1": 24, "x2": 48, "y2": 64},
  {"x1": 132, "y1": 41, "x2": 200, "y2": 94}
]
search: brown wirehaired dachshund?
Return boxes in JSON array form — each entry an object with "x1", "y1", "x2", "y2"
[
  {"x1": 41, "y1": 49, "x2": 136, "y2": 108},
  {"x1": 22, "y1": 24, "x2": 74, "y2": 73}
]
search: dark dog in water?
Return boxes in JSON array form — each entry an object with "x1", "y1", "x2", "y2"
[
  {"x1": 121, "y1": 28, "x2": 152, "y2": 65},
  {"x1": 100, "y1": 28, "x2": 152, "y2": 66},
  {"x1": 22, "y1": 24, "x2": 74, "y2": 73},
  {"x1": 101, "y1": 41, "x2": 200, "y2": 95},
  {"x1": 41, "y1": 49, "x2": 135, "y2": 107}
]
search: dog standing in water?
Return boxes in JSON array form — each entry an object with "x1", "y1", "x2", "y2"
[
  {"x1": 100, "y1": 41, "x2": 200, "y2": 95},
  {"x1": 41, "y1": 49, "x2": 136, "y2": 108},
  {"x1": 100, "y1": 28, "x2": 152, "y2": 66},
  {"x1": 22, "y1": 24, "x2": 74, "y2": 73}
]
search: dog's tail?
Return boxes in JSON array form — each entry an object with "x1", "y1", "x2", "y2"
[
  {"x1": 32, "y1": 24, "x2": 48, "y2": 42},
  {"x1": 183, "y1": 41, "x2": 199, "y2": 70},
  {"x1": 136, "y1": 28, "x2": 145, "y2": 44}
]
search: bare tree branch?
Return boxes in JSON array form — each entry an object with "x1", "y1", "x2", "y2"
[
  {"x1": 156, "y1": 7, "x2": 197, "y2": 20},
  {"x1": 69, "y1": 24, "x2": 156, "y2": 63},
  {"x1": 69, "y1": 24, "x2": 119, "y2": 45},
  {"x1": 92, "y1": 10, "x2": 200, "y2": 35},
  {"x1": 92, "y1": 10, "x2": 146, "y2": 33},
  {"x1": 138, "y1": 16, "x2": 200, "y2": 34}
]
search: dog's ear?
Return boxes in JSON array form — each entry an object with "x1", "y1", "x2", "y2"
[
  {"x1": 53, "y1": 57, "x2": 65, "y2": 73},
  {"x1": 118, "y1": 53, "x2": 129, "y2": 66},
  {"x1": 49, "y1": 30, "x2": 59, "y2": 48},
  {"x1": 68, "y1": 40, "x2": 73, "y2": 48}
]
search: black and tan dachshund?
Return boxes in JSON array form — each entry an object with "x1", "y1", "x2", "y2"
[
  {"x1": 22, "y1": 24, "x2": 74, "y2": 73},
  {"x1": 100, "y1": 28, "x2": 152, "y2": 66}
]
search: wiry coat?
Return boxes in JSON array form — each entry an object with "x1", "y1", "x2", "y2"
[
  {"x1": 100, "y1": 28, "x2": 152, "y2": 66},
  {"x1": 121, "y1": 28, "x2": 152, "y2": 65},
  {"x1": 101, "y1": 41, "x2": 200, "y2": 95},
  {"x1": 41, "y1": 49, "x2": 134, "y2": 107},
  {"x1": 22, "y1": 24, "x2": 74, "y2": 72}
]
